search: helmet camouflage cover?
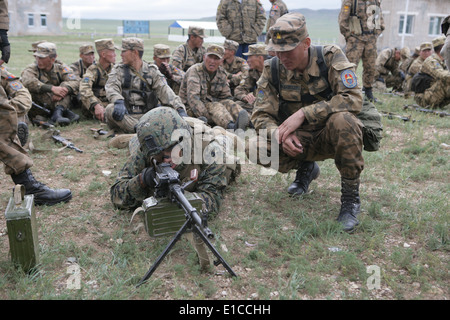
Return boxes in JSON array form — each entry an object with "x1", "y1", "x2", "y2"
[{"x1": 137, "y1": 107, "x2": 191, "y2": 158}]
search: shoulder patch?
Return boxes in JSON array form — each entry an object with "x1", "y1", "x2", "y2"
[
  {"x1": 9, "y1": 80, "x2": 23, "y2": 91},
  {"x1": 340, "y1": 69, "x2": 357, "y2": 88}
]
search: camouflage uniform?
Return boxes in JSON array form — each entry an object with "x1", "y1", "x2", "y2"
[
  {"x1": 265, "y1": 0, "x2": 289, "y2": 44},
  {"x1": 403, "y1": 43, "x2": 432, "y2": 93},
  {"x1": 20, "y1": 43, "x2": 80, "y2": 119},
  {"x1": 153, "y1": 44, "x2": 185, "y2": 95},
  {"x1": 105, "y1": 38, "x2": 186, "y2": 133},
  {"x1": 339, "y1": 0, "x2": 384, "y2": 91},
  {"x1": 172, "y1": 26, "x2": 207, "y2": 72},
  {"x1": 178, "y1": 45, "x2": 246, "y2": 129},
  {"x1": 79, "y1": 39, "x2": 117, "y2": 118},
  {"x1": 442, "y1": 15, "x2": 450, "y2": 70},
  {"x1": 1, "y1": 66, "x2": 32, "y2": 121},
  {"x1": 374, "y1": 48, "x2": 403, "y2": 91},
  {"x1": 252, "y1": 15, "x2": 364, "y2": 180},
  {"x1": 70, "y1": 44, "x2": 95, "y2": 78},
  {"x1": 222, "y1": 40, "x2": 249, "y2": 95},
  {"x1": 414, "y1": 43, "x2": 450, "y2": 109},
  {"x1": 110, "y1": 108, "x2": 231, "y2": 214},
  {"x1": 216, "y1": 0, "x2": 266, "y2": 57}
]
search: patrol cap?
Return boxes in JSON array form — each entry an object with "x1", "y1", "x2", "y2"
[
  {"x1": 400, "y1": 46, "x2": 410, "y2": 59},
  {"x1": 420, "y1": 42, "x2": 432, "y2": 51},
  {"x1": 153, "y1": 44, "x2": 171, "y2": 58},
  {"x1": 95, "y1": 38, "x2": 119, "y2": 52},
  {"x1": 28, "y1": 40, "x2": 47, "y2": 52},
  {"x1": 33, "y1": 42, "x2": 57, "y2": 58},
  {"x1": 267, "y1": 12, "x2": 309, "y2": 52},
  {"x1": 79, "y1": 44, "x2": 95, "y2": 55},
  {"x1": 243, "y1": 44, "x2": 267, "y2": 56},
  {"x1": 224, "y1": 39, "x2": 239, "y2": 51},
  {"x1": 414, "y1": 47, "x2": 420, "y2": 56},
  {"x1": 205, "y1": 44, "x2": 224, "y2": 59},
  {"x1": 432, "y1": 35, "x2": 446, "y2": 48},
  {"x1": 188, "y1": 26, "x2": 207, "y2": 38},
  {"x1": 121, "y1": 37, "x2": 144, "y2": 51}
]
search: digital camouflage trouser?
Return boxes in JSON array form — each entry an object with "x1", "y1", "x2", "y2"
[
  {"x1": 345, "y1": 36, "x2": 378, "y2": 89},
  {"x1": 247, "y1": 112, "x2": 365, "y2": 180},
  {"x1": 188, "y1": 99, "x2": 245, "y2": 129}
]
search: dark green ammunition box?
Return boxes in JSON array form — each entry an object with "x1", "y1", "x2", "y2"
[
  {"x1": 5, "y1": 185, "x2": 39, "y2": 272},
  {"x1": 143, "y1": 192, "x2": 204, "y2": 238}
]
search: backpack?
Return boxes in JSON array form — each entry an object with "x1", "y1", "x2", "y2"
[
  {"x1": 410, "y1": 72, "x2": 433, "y2": 93},
  {"x1": 269, "y1": 45, "x2": 382, "y2": 152}
]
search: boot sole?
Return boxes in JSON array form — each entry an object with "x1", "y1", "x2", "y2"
[{"x1": 34, "y1": 193, "x2": 72, "y2": 206}]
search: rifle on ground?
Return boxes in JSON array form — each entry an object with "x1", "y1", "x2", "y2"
[
  {"x1": 136, "y1": 160, "x2": 237, "y2": 287},
  {"x1": 31, "y1": 102, "x2": 51, "y2": 115},
  {"x1": 403, "y1": 104, "x2": 450, "y2": 117},
  {"x1": 51, "y1": 130, "x2": 83, "y2": 153},
  {"x1": 381, "y1": 111, "x2": 415, "y2": 122}
]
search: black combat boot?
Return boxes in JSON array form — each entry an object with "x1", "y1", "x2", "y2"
[
  {"x1": 50, "y1": 105, "x2": 70, "y2": 126},
  {"x1": 235, "y1": 110, "x2": 249, "y2": 131},
  {"x1": 17, "y1": 121, "x2": 29, "y2": 147},
  {"x1": 63, "y1": 108, "x2": 80, "y2": 123},
  {"x1": 11, "y1": 169, "x2": 72, "y2": 206},
  {"x1": 364, "y1": 87, "x2": 380, "y2": 104},
  {"x1": 287, "y1": 161, "x2": 320, "y2": 196},
  {"x1": 337, "y1": 178, "x2": 361, "y2": 232}
]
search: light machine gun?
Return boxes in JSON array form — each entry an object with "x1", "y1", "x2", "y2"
[{"x1": 136, "y1": 160, "x2": 237, "y2": 287}]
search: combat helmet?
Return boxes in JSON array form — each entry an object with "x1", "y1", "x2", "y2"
[{"x1": 137, "y1": 107, "x2": 191, "y2": 158}]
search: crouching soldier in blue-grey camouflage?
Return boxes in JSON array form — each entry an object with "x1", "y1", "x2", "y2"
[
  {"x1": 250, "y1": 13, "x2": 365, "y2": 232},
  {"x1": 105, "y1": 37, "x2": 187, "y2": 134}
]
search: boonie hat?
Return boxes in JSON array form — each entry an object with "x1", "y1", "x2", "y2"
[
  {"x1": 33, "y1": 42, "x2": 57, "y2": 58},
  {"x1": 267, "y1": 13, "x2": 309, "y2": 52}
]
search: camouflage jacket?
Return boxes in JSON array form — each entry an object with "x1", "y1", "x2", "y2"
[
  {"x1": 70, "y1": 59, "x2": 93, "y2": 78},
  {"x1": 105, "y1": 61, "x2": 186, "y2": 113},
  {"x1": 339, "y1": 0, "x2": 384, "y2": 40},
  {"x1": 420, "y1": 54, "x2": 450, "y2": 85},
  {"x1": 20, "y1": 61, "x2": 80, "y2": 95},
  {"x1": 375, "y1": 48, "x2": 400, "y2": 76},
  {"x1": 252, "y1": 45, "x2": 362, "y2": 136},
  {"x1": 216, "y1": 0, "x2": 266, "y2": 44},
  {"x1": 223, "y1": 56, "x2": 249, "y2": 88},
  {"x1": 265, "y1": 0, "x2": 289, "y2": 44},
  {"x1": 179, "y1": 63, "x2": 232, "y2": 117},
  {"x1": 79, "y1": 62, "x2": 113, "y2": 113},
  {"x1": 234, "y1": 68, "x2": 261, "y2": 101},
  {"x1": 172, "y1": 42, "x2": 206, "y2": 72},
  {"x1": 408, "y1": 57, "x2": 425, "y2": 76},
  {"x1": 110, "y1": 134, "x2": 228, "y2": 214},
  {"x1": 0, "y1": 0, "x2": 8, "y2": 30},
  {"x1": 1, "y1": 66, "x2": 32, "y2": 118}
]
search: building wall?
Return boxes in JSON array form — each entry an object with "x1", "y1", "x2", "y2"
[
  {"x1": 8, "y1": 0, "x2": 62, "y2": 36},
  {"x1": 379, "y1": 0, "x2": 450, "y2": 51}
]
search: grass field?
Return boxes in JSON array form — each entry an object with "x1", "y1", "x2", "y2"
[{"x1": 0, "y1": 17, "x2": 448, "y2": 302}]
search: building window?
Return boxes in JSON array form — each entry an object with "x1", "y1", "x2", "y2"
[
  {"x1": 398, "y1": 15, "x2": 414, "y2": 34},
  {"x1": 40, "y1": 14, "x2": 47, "y2": 27},
  {"x1": 28, "y1": 13, "x2": 34, "y2": 27},
  {"x1": 428, "y1": 16, "x2": 444, "y2": 36}
]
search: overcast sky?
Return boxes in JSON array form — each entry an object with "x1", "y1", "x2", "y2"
[{"x1": 61, "y1": 0, "x2": 341, "y2": 20}]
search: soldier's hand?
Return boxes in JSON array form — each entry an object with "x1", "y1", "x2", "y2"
[
  {"x1": 277, "y1": 109, "x2": 305, "y2": 144},
  {"x1": 112, "y1": 100, "x2": 127, "y2": 121},
  {"x1": 0, "y1": 29, "x2": 10, "y2": 64},
  {"x1": 159, "y1": 62, "x2": 173, "y2": 80},
  {"x1": 282, "y1": 133, "x2": 304, "y2": 157},
  {"x1": 52, "y1": 86, "x2": 69, "y2": 98},
  {"x1": 140, "y1": 167, "x2": 156, "y2": 188},
  {"x1": 94, "y1": 104, "x2": 106, "y2": 122}
]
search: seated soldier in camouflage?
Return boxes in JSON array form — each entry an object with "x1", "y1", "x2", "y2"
[
  {"x1": 414, "y1": 36, "x2": 450, "y2": 109},
  {"x1": 403, "y1": 42, "x2": 432, "y2": 93},
  {"x1": 105, "y1": 37, "x2": 187, "y2": 134},
  {"x1": 178, "y1": 44, "x2": 249, "y2": 131},
  {"x1": 21, "y1": 42, "x2": 80, "y2": 126},
  {"x1": 172, "y1": 26, "x2": 207, "y2": 72},
  {"x1": 441, "y1": 15, "x2": 450, "y2": 70},
  {"x1": 79, "y1": 39, "x2": 118, "y2": 122},
  {"x1": 373, "y1": 47, "x2": 404, "y2": 92},
  {"x1": 70, "y1": 44, "x2": 96, "y2": 78},
  {"x1": 234, "y1": 44, "x2": 267, "y2": 115},
  {"x1": 153, "y1": 44, "x2": 185, "y2": 95},
  {"x1": 222, "y1": 39, "x2": 249, "y2": 95}
]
